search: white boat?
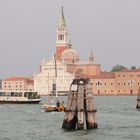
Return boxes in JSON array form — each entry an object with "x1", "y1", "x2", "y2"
[{"x1": 0, "y1": 90, "x2": 41, "y2": 104}]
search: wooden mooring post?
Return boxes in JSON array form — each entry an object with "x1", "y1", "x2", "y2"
[
  {"x1": 136, "y1": 87, "x2": 140, "y2": 109},
  {"x1": 62, "y1": 78, "x2": 97, "y2": 130}
]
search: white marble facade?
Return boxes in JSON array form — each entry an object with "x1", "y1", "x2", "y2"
[{"x1": 34, "y1": 59, "x2": 75, "y2": 95}]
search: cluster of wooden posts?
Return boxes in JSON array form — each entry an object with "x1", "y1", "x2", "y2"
[{"x1": 62, "y1": 78, "x2": 97, "y2": 130}]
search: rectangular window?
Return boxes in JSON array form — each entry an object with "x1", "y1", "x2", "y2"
[
  {"x1": 19, "y1": 92, "x2": 22, "y2": 96},
  {"x1": 58, "y1": 35, "x2": 64, "y2": 40}
]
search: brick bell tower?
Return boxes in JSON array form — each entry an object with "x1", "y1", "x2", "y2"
[{"x1": 55, "y1": 7, "x2": 72, "y2": 60}]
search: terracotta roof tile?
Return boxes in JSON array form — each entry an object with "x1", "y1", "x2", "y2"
[
  {"x1": 75, "y1": 72, "x2": 115, "y2": 79},
  {"x1": 90, "y1": 72, "x2": 115, "y2": 79},
  {"x1": 3, "y1": 77, "x2": 33, "y2": 81}
]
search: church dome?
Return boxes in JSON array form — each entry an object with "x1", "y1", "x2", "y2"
[{"x1": 60, "y1": 49, "x2": 79, "y2": 63}]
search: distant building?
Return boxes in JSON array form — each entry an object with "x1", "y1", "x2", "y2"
[
  {"x1": 1, "y1": 77, "x2": 34, "y2": 91},
  {"x1": 83, "y1": 69, "x2": 140, "y2": 96},
  {"x1": 34, "y1": 7, "x2": 140, "y2": 96},
  {"x1": 55, "y1": 7, "x2": 101, "y2": 76},
  {"x1": 34, "y1": 7, "x2": 101, "y2": 95}
]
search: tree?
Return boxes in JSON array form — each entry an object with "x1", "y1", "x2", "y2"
[
  {"x1": 111, "y1": 65, "x2": 127, "y2": 72},
  {"x1": 130, "y1": 66, "x2": 136, "y2": 70}
]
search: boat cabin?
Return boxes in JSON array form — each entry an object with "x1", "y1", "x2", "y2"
[{"x1": 0, "y1": 90, "x2": 41, "y2": 104}]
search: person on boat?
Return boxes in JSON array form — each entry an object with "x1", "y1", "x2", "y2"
[{"x1": 56, "y1": 100, "x2": 60, "y2": 107}]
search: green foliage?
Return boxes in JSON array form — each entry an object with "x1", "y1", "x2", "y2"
[
  {"x1": 111, "y1": 65, "x2": 127, "y2": 72},
  {"x1": 131, "y1": 66, "x2": 136, "y2": 70}
]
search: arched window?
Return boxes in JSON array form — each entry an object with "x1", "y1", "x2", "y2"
[
  {"x1": 96, "y1": 80, "x2": 102, "y2": 87},
  {"x1": 118, "y1": 82, "x2": 121, "y2": 86},
  {"x1": 111, "y1": 82, "x2": 113, "y2": 86}
]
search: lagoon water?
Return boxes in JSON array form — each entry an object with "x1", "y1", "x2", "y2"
[{"x1": 0, "y1": 96, "x2": 140, "y2": 140}]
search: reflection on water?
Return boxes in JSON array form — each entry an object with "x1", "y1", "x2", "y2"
[{"x1": 0, "y1": 96, "x2": 140, "y2": 140}]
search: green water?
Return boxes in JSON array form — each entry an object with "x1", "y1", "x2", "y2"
[{"x1": 0, "y1": 96, "x2": 140, "y2": 140}]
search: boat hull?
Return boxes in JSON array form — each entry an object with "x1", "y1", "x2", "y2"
[
  {"x1": 0, "y1": 90, "x2": 41, "y2": 104},
  {"x1": 0, "y1": 100, "x2": 41, "y2": 104},
  {"x1": 43, "y1": 104, "x2": 65, "y2": 112}
]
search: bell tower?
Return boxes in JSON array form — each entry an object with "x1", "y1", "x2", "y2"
[
  {"x1": 55, "y1": 7, "x2": 71, "y2": 59},
  {"x1": 89, "y1": 50, "x2": 94, "y2": 64}
]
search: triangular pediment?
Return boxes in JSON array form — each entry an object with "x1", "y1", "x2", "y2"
[{"x1": 43, "y1": 59, "x2": 65, "y2": 66}]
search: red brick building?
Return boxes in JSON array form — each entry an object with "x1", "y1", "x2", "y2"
[{"x1": 89, "y1": 69, "x2": 140, "y2": 96}]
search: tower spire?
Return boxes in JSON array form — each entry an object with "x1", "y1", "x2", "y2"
[
  {"x1": 89, "y1": 50, "x2": 94, "y2": 64},
  {"x1": 55, "y1": 7, "x2": 71, "y2": 60},
  {"x1": 59, "y1": 6, "x2": 66, "y2": 27}
]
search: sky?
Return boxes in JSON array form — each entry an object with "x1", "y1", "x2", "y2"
[{"x1": 0, "y1": 0, "x2": 140, "y2": 79}]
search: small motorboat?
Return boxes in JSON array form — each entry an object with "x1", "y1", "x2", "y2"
[
  {"x1": 43, "y1": 104, "x2": 65, "y2": 112},
  {"x1": 43, "y1": 99, "x2": 65, "y2": 112}
]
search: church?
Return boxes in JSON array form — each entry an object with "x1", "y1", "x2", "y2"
[
  {"x1": 1, "y1": 7, "x2": 140, "y2": 96},
  {"x1": 34, "y1": 7, "x2": 101, "y2": 95}
]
